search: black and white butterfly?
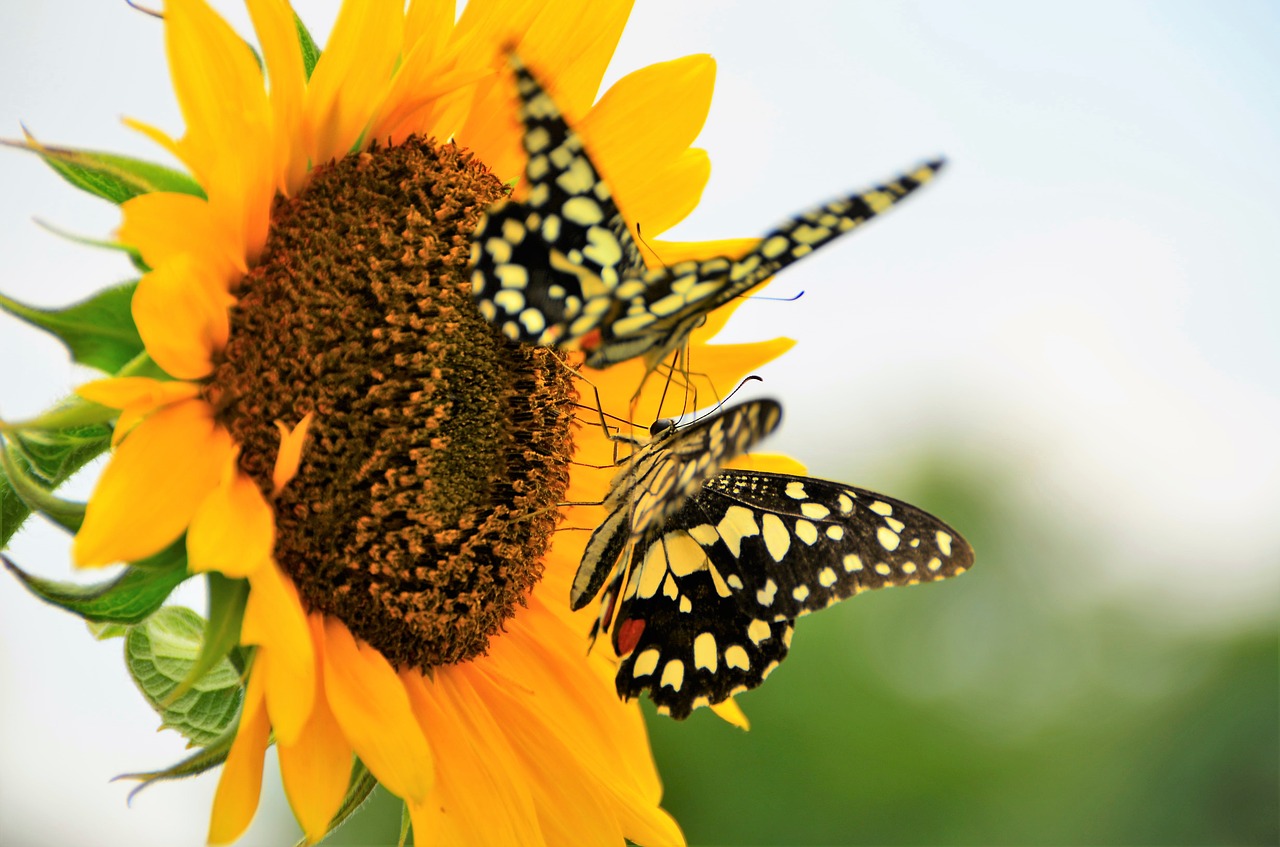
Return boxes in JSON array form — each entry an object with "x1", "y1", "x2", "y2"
[
  {"x1": 610, "y1": 470, "x2": 974, "y2": 719},
  {"x1": 469, "y1": 51, "x2": 945, "y2": 372}
]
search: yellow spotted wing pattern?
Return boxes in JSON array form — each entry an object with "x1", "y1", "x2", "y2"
[
  {"x1": 612, "y1": 471, "x2": 974, "y2": 719},
  {"x1": 469, "y1": 51, "x2": 945, "y2": 371},
  {"x1": 569, "y1": 400, "x2": 783, "y2": 626}
]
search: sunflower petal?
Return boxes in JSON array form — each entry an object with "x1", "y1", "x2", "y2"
[
  {"x1": 304, "y1": 0, "x2": 403, "y2": 165},
  {"x1": 402, "y1": 670, "x2": 545, "y2": 847},
  {"x1": 612, "y1": 147, "x2": 710, "y2": 239},
  {"x1": 246, "y1": 0, "x2": 308, "y2": 195},
  {"x1": 188, "y1": 462, "x2": 275, "y2": 578},
  {"x1": 166, "y1": 0, "x2": 275, "y2": 262},
  {"x1": 119, "y1": 191, "x2": 243, "y2": 280},
  {"x1": 242, "y1": 564, "x2": 315, "y2": 745},
  {"x1": 76, "y1": 377, "x2": 200, "y2": 411},
  {"x1": 272, "y1": 412, "x2": 314, "y2": 495},
  {"x1": 726, "y1": 452, "x2": 808, "y2": 476},
  {"x1": 709, "y1": 697, "x2": 751, "y2": 731},
  {"x1": 579, "y1": 54, "x2": 714, "y2": 205},
  {"x1": 278, "y1": 616, "x2": 353, "y2": 845},
  {"x1": 74, "y1": 399, "x2": 232, "y2": 567},
  {"x1": 207, "y1": 665, "x2": 270, "y2": 845},
  {"x1": 321, "y1": 619, "x2": 434, "y2": 804},
  {"x1": 132, "y1": 255, "x2": 234, "y2": 380}
]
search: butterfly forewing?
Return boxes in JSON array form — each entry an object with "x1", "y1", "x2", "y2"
[
  {"x1": 581, "y1": 160, "x2": 946, "y2": 370},
  {"x1": 693, "y1": 472, "x2": 973, "y2": 620},
  {"x1": 470, "y1": 53, "x2": 643, "y2": 347},
  {"x1": 569, "y1": 400, "x2": 783, "y2": 612},
  {"x1": 608, "y1": 470, "x2": 973, "y2": 718}
]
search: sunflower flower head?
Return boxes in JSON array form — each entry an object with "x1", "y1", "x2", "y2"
[{"x1": 1, "y1": 1, "x2": 792, "y2": 844}]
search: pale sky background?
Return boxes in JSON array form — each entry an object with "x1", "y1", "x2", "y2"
[{"x1": 0, "y1": 2, "x2": 1277, "y2": 845}]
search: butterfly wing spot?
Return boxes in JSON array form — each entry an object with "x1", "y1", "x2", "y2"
[
  {"x1": 724, "y1": 645, "x2": 750, "y2": 670},
  {"x1": 761, "y1": 512, "x2": 791, "y2": 561},
  {"x1": 791, "y1": 584, "x2": 810, "y2": 603},
  {"x1": 632, "y1": 648, "x2": 660, "y2": 677},
  {"x1": 825, "y1": 525, "x2": 845, "y2": 541},
  {"x1": 818, "y1": 567, "x2": 838, "y2": 588},
  {"x1": 874, "y1": 562, "x2": 893, "y2": 576},
  {"x1": 747, "y1": 619, "x2": 773, "y2": 645},
  {"x1": 794, "y1": 519, "x2": 819, "y2": 546},
  {"x1": 844, "y1": 553, "x2": 864, "y2": 572},
  {"x1": 937, "y1": 531, "x2": 954, "y2": 557},
  {"x1": 660, "y1": 659, "x2": 685, "y2": 691},
  {"x1": 693, "y1": 632, "x2": 718, "y2": 671},
  {"x1": 869, "y1": 500, "x2": 893, "y2": 517},
  {"x1": 877, "y1": 526, "x2": 901, "y2": 551},
  {"x1": 756, "y1": 578, "x2": 778, "y2": 606},
  {"x1": 800, "y1": 501, "x2": 830, "y2": 520}
]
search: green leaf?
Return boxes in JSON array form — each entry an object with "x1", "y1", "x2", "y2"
[
  {"x1": 0, "y1": 282, "x2": 144, "y2": 373},
  {"x1": 3, "y1": 133, "x2": 204, "y2": 204},
  {"x1": 294, "y1": 12, "x2": 322, "y2": 80},
  {"x1": 125, "y1": 606, "x2": 244, "y2": 746},
  {"x1": 2, "y1": 548, "x2": 188, "y2": 624},
  {"x1": 35, "y1": 218, "x2": 147, "y2": 271},
  {"x1": 164, "y1": 573, "x2": 248, "y2": 707},
  {"x1": 0, "y1": 439, "x2": 86, "y2": 532},
  {"x1": 294, "y1": 760, "x2": 377, "y2": 847},
  {"x1": 116, "y1": 720, "x2": 237, "y2": 803}
]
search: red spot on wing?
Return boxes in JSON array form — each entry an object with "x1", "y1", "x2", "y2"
[
  {"x1": 616, "y1": 618, "x2": 646, "y2": 657},
  {"x1": 580, "y1": 328, "x2": 602, "y2": 351}
]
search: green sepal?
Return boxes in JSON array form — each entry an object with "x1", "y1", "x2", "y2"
[
  {"x1": 294, "y1": 12, "x2": 322, "y2": 80},
  {"x1": 162, "y1": 572, "x2": 249, "y2": 707},
  {"x1": 1, "y1": 549, "x2": 188, "y2": 624},
  {"x1": 293, "y1": 760, "x2": 378, "y2": 847},
  {"x1": 1, "y1": 397, "x2": 118, "y2": 436},
  {"x1": 0, "y1": 422, "x2": 111, "y2": 550},
  {"x1": 0, "y1": 438, "x2": 86, "y2": 532},
  {"x1": 3, "y1": 133, "x2": 205, "y2": 204},
  {"x1": 116, "y1": 719, "x2": 237, "y2": 804},
  {"x1": 398, "y1": 801, "x2": 412, "y2": 847},
  {"x1": 89, "y1": 621, "x2": 129, "y2": 640},
  {"x1": 35, "y1": 218, "x2": 147, "y2": 271},
  {"x1": 125, "y1": 606, "x2": 244, "y2": 746},
  {"x1": 0, "y1": 281, "x2": 144, "y2": 374}
]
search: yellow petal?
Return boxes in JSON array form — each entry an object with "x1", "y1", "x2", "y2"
[
  {"x1": 405, "y1": 0, "x2": 455, "y2": 56},
  {"x1": 278, "y1": 616, "x2": 353, "y2": 845},
  {"x1": 208, "y1": 665, "x2": 270, "y2": 845},
  {"x1": 246, "y1": 0, "x2": 308, "y2": 195},
  {"x1": 726, "y1": 452, "x2": 808, "y2": 476},
  {"x1": 132, "y1": 255, "x2": 234, "y2": 380},
  {"x1": 76, "y1": 377, "x2": 200, "y2": 411},
  {"x1": 474, "y1": 596, "x2": 682, "y2": 844},
  {"x1": 579, "y1": 54, "x2": 714, "y2": 224},
  {"x1": 118, "y1": 191, "x2": 243, "y2": 282},
  {"x1": 188, "y1": 462, "x2": 275, "y2": 578},
  {"x1": 304, "y1": 0, "x2": 402, "y2": 165},
  {"x1": 166, "y1": 0, "x2": 275, "y2": 262},
  {"x1": 272, "y1": 412, "x2": 314, "y2": 495},
  {"x1": 242, "y1": 564, "x2": 315, "y2": 745},
  {"x1": 402, "y1": 670, "x2": 544, "y2": 847},
  {"x1": 321, "y1": 619, "x2": 433, "y2": 803},
  {"x1": 709, "y1": 697, "x2": 750, "y2": 731},
  {"x1": 74, "y1": 400, "x2": 232, "y2": 567},
  {"x1": 612, "y1": 147, "x2": 710, "y2": 239}
]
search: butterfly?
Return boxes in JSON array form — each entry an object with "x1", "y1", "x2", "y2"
[
  {"x1": 609, "y1": 470, "x2": 974, "y2": 719},
  {"x1": 469, "y1": 50, "x2": 945, "y2": 372}
]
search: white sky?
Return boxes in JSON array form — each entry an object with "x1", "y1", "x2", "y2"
[{"x1": 0, "y1": 2, "x2": 1277, "y2": 845}]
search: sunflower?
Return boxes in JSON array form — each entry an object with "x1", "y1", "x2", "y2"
[{"x1": 2, "y1": 0, "x2": 799, "y2": 844}]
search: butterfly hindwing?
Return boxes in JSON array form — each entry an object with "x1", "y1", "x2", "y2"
[
  {"x1": 609, "y1": 470, "x2": 974, "y2": 718},
  {"x1": 470, "y1": 52, "x2": 643, "y2": 347}
]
